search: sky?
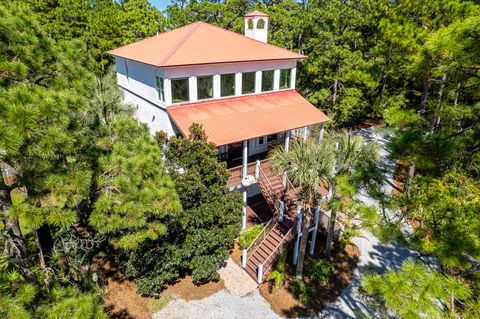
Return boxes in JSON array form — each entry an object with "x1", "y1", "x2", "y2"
[{"x1": 150, "y1": 0, "x2": 172, "y2": 11}]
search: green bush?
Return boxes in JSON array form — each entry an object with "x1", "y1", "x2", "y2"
[
  {"x1": 266, "y1": 251, "x2": 288, "y2": 288},
  {"x1": 289, "y1": 279, "x2": 311, "y2": 304},
  {"x1": 308, "y1": 259, "x2": 333, "y2": 285},
  {"x1": 238, "y1": 224, "x2": 263, "y2": 249}
]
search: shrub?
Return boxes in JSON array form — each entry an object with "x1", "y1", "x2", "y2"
[
  {"x1": 238, "y1": 224, "x2": 263, "y2": 249},
  {"x1": 266, "y1": 251, "x2": 288, "y2": 288},
  {"x1": 289, "y1": 279, "x2": 311, "y2": 304},
  {"x1": 308, "y1": 259, "x2": 333, "y2": 286}
]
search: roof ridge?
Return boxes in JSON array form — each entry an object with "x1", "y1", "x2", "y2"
[
  {"x1": 157, "y1": 22, "x2": 203, "y2": 66},
  {"x1": 201, "y1": 22, "x2": 305, "y2": 59},
  {"x1": 107, "y1": 23, "x2": 198, "y2": 55}
]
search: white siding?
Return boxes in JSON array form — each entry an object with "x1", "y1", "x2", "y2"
[
  {"x1": 115, "y1": 57, "x2": 299, "y2": 138},
  {"x1": 121, "y1": 88, "x2": 178, "y2": 137}
]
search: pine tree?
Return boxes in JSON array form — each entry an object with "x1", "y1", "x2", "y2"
[{"x1": 90, "y1": 116, "x2": 182, "y2": 250}]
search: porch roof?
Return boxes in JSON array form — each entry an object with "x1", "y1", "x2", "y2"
[{"x1": 167, "y1": 90, "x2": 330, "y2": 146}]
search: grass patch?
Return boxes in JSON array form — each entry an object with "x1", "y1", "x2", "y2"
[{"x1": 147, "y1": 293, "x2": 171, "y2": 313}]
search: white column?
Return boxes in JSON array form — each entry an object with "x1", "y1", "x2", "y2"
[
  {"x1": 242, "y1": 140, "x2": 248, "y2": 230},
  {"x1": 291, "y1": 67, "x2": 297, "y2": 90},
  {"x1": 309, "y1": 206, "x2": 320, "y2": 255},
  {"x1": 302, "y1": 126, "x2": 308, "y2": 140},
  {"x1": 189, "y1": 76, "x2": 197, "y2": 102},
  {"x1": 213, "y1": 74, "x2": 221, "y2": 99},
  {"x1": 257, "y1": 263, "x2": 264, "y2": 284},
  {"x1": 284, "y1": 130, "x2": 291, "y2": 153},
  {"x1": 242, "y1": 187, "x2": 247, "y2": 229},
  {"x1": 255, "y1": 71, "x2": 262, "y2": 93},
  {"x1": 242, "y1": 140, "x2": 248, "y2": 178},
  {"x1": 164, "y1": 78, "x2": 172, "y2": 106},
  {"x1": 319, "y1": 123, "x2": 325, "y2": 144},
  {"x1": 293, "y1": 206, "x2": 302, "y2": 265},
  {"x1": 235, "y1": 72, "x2": 242, "y2": 96},
  {"x1": 282, "y1": 131, "x2": 291, "y2": 187},
  {"x1": 273, "y1": 69, "x2": 280, "y2": 91},
  {"x1": 255, "y1": 160, "x2": 260, "y2": 180},
  {"x1": 242, "y1": 249, "x2": 247, "y2": 268}
]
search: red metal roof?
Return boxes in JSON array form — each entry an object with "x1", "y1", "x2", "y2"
[
  {"x1": 167, "y1": 90, "x2": 329, "y2": 146},
  {"x1": 107, "y1": 21, "x2": 304, "y2": 67},
  {"x1": 245, "y1": 10, "x2": 268, "y2": 17}
]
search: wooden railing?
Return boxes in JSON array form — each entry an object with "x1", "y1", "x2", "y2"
[
  {"x1": 226, "y1": 161, "x2": 259, "y2": 189},
  {"x1": 257, "y1": 164, "x2": 280, "y2": 212},
  {"x1": 261, "y1": 225, "x2": 296, "y2": 281},
  {"x1": 245, "y1": 216, "x2": 276, "y2": 261}
]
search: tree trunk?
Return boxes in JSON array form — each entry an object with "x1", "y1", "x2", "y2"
[
  {"x1": 453, "y1": 82, "x2": 461, "y2": 107},
  {"x1": 404, "y1": 163, "x2": 415, "y2": 195},
  {"x1": 332, "y1": 79, "x2": 338, "y2": 105},
  {"x1": 325, "y1": 209, "x2": 337, "y2": 259},
  {"x1": 420, "y1": 80, "x2": 431, "y2": 114},
  {"x1": 295, "y1": 209, "x2": 312, "y2": 279},
  {"x1": 1, "y1": 191, "x2": 31, "y2": 277},
  {"x1": 432, "y1": 73, "x2": 448, "y2": 131}
]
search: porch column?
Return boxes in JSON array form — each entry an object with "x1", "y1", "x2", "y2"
[
  {"x1": 293, "y1": 205, "x2": 302, "y2": 265},
  {"x1": 282, "y1": 131, "x2": 291, "y2": 187},
  {"x1": 309, "y1": 205, "x2": 320, "y2": 255},
  {"x1": 241, "y1": 140, "x2": 248, "y2": 230},
  {"x1": 242, "y1": 140, "x2": 248, "y2": 178},
  {"x1": 284, "y1": 130, "x2": 291, "y2": 153},
  {"x1": 242, "y1": 188, "x2": 247, "y2": 229},
  {"x1": 318, "y1": 123, "x2": 325, "y2": 144}
]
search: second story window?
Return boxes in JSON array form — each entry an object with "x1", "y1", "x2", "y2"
[
  {"x1": 242, "y1": 72, "x2": 256, "y2": 94},
  {"x1": 155, "y1": 76, "x2": 164, "y2": 102},
  {"x1": 171, "y1": 78, "x2": 189, "y2": 104},
  {"x1": 221, "y1": 73, "x2": 235, "y2": 97},
  {"x1": 280, "y1": 69, "x2": 292, "y2": 90},
  {"x1": 261, "y1": 70, "x2": 274, "y2": 92},
  {"x1": 197, "y1": 75, "x2": 213, "y2": 100}
]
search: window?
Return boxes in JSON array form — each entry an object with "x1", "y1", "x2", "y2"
[
  {"x1": 221, "y1": 73, "x2": 235, "y2": 97},
  {"x1": 171, "y1": 78, "x2": 189, "y2": 103},
  {"x1": 257, "y1": 136, "x2": 266, "y2": 147},
  {"x1": 155, "y1": 76, "x2": 164, "y2": 102},
  {"x1": 280, "y1": 69, "x2": 292, "y2": 90},
  {"x1": 257, "y1": 19, "x2": 265, "y2": 29},
  {"x1": 261, "y1": 70, "x2": 274, "y2": 92},
  {"x1": 242, "y1": 72, "x2": 256, "y2": 94},
  {"x1": 197, "y1": 75, "x2": 213, "y2": 100},
  {"x1": 247, "y1": 19, "x2": 254, "y2": 29}
]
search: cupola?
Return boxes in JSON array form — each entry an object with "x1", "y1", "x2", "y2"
[{"x1": 244, "y1": 10, "x2": 269, "y2": 43}]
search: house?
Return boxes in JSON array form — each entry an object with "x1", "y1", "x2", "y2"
[{"x1": 108, "y1": 11, "x2": 338, "y2": 283}]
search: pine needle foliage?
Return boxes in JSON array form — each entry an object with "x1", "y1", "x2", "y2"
[
  {"x1": 363, "y1": 260, "x2": 473, "y2": 319},
  {"x1": 91, "y1": 117, "x2": 182, "y2": 250}
]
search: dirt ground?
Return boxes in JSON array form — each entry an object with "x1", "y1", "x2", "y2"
[
  {"x1": 93, "y1": 256, "x2": 152, "y2": 319},
  {"x1": 93, "y1": 256, "x2": 226, "y2": 319},
  {"x1": 162, "y1": 276, "x2": 225, "y2": 301},
  {"x1": 259, "y1": 237, "x2": 360, "y2": 318}
]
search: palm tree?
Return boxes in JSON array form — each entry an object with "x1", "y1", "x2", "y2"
[
  {"x1": 270, "y1": 139, "x2": 335, "y2": 278},
  {"x1": 325, "y1": 130, "x2": 380, "y2": 259}
]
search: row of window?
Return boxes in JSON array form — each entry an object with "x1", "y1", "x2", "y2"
[{"x1": 155, "y1": 69, "x2": 292, "y2": 104}]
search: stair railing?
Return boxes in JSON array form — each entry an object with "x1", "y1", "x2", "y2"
[
  {"x1": 244, "y1": 216, "x2": 277, "y2": 265},
  {"x1": 258, "y1": 225, "x2": 296, "y2": 283},
  {"x1": 257, "y1": 165, "x2": 280, "y2": 211}
]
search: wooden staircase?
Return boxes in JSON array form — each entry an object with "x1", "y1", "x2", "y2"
[
  {"x1": 244, "y1": 221, "x2": 295, "y2": 282},
  {"x1": 242, "y1": 161, "x2": 300, "y2": 282}
]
